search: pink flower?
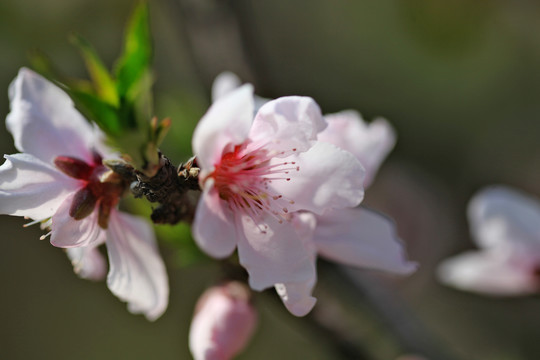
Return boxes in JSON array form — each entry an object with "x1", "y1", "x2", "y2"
[
  {"x1": 0, "y1": 68, "x2": 168, "y2": 320},
  {"x1": 207, "y1": 74, "x2": 416, "y2": 316},
  {"x1": 438, "y1": 186, "x2": 540, "y2": 295},
  {"x1": 192, "y1": 85, "x2": 365, "y2": 313},
  {"x1": 189, "y1": 282, "x2": 257, "y2": 360},
  {"x1": 317, "y1": 110, "x2": 396, "y2": 188}
]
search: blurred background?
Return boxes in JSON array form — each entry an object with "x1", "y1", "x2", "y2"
[{"x1": 2, "y1": 0, "x2": 540, "y2": 359}]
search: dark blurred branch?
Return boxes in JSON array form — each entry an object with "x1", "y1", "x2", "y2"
[
  {"x1": 225, "y1": 0, "x2": 271, "y2": 92},
  {"x1": 317, "y1": 262, "x2": 466, "y2": 360},
  {"x1": 303, "y1": 310, "x2": 374, "y2": 360},
  {"x1": 162, "y1": 0, "x2": 259, "y2": 93}
]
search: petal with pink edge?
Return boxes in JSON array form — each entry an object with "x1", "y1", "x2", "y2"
[
  {"x1": 314, "y1": 208, "x2": 417, "y2": 275},
  {"x1": 7, "y1": 68, "x2": 99, "y2": 164},
  {"x1": 0, "y1": 153, "x2": 79, "y2": 220},
  {"x1": 106, "y1": 211, "x2": 169, "y2": 321},
  {"x1": 237, "y1": 214, "x2": 316, "y2": 291},
  {"x1": 271, "y1": 142, "x2": 365, "y2": 215},
  {"x1": 249, "y1": 96, "x2": 326, "y2": 155},
  {"x1": 437, "y1": 250, "x2": 540, "y2": 296},
  {"x1": 192, "y1": 84, "x2": 254, "y2": 171},
  {"x1": 66, "y1": 237, "x2": 107, "y2": 281},
  {"x1": 320, "y1": 111, "x2": 396, "y2": 188},
  {"x1": 192, "y1": 183, "x2": 238, "y2": 258},
  {"x1": 50, "y1": 194, "x2": 103, "y2": 248},
  {"x1": 468, "y1": 186, "x2": 540, "y2": 249}
]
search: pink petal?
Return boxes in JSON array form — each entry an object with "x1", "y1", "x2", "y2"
[
  {"x1": 0, "y1": 153, "x2": 79, "y2": 220},
  {"x1": 105, "y1": 211, "x2": 169, "y2": 321},
  {"x1": 189, "y1": 282, "x2": 257, "y2": 360},
  {"x1": 66, "y1": 239, "x2": 107, "y2": 281},
  {"x1": 274, "y1": 278, "x2": 317, "y2": 317},
  {"x1": 314, "y1": 208, "x2": 417, "y2": 274},
  {"x1": 319, "y1": 111, "x2": 396, "y2": 188},
  {"x1": 192, "y1": 185, "x2": 238, "y2": 258},
  {"x1": 468, "y1": 186, "x2": 540, "y2": 250},
  {"x1": 273, "y1": 212, "x2": 318, "y2": 316},
  {"x1": 7, "y1": 68, "x2": 99, "y2": 164},
  {"x1": 270, "y1": 142, "x2": 365, "y2": 215},
  {"x1": 437, "y1": 250, "x2": 540, "y2": 296},
  {"x1": 236, "y1": 214, "x2": 316, "y2": 291},
  {"x1": 50, "y1": 194, "x2": 103, "y2": 248},
  {"x1": 192, "y1": 85, "x2": 254, "y2": 171},
  {"x1": 249, "y1": 96, "x2": 326, "y2": 155}
]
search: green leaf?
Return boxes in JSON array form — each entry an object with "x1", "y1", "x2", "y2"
[
  {"x1": 65, "y1": 88, "x2": 121, "y2": 135},
  {"x1": 115, "y1": 1, "x2": 152, "y2": 100},
  {"x1": 28, "y1": 50, "x2": 59, "y2": 81},
  {"x1": 70, "y1": 34, "x2": 119, "y2": 107}
]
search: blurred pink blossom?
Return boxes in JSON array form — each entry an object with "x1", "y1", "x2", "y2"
[
  {"x1": 189, "y1": 282, "x2": 257, "y2": 360},
  {"x1": 438, "y1": 186, "x2": 540, "y2": 295},
  {"x1": 0, "y1": 68, "x2": 168, "y2": 320}
]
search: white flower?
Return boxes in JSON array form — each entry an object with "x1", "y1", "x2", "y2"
[
  {"x1": 438, "y1": 186, "x2": 540, "y2": 295},
  {"x1": 0, "y1": 68, "x2": 168, "y2": 320},
  {"x1": 192, "y1": 85, "x2": 365, "y2": 316},
  {"x1": 208, "y1": 73, "x2": 416, "y2": 316}
]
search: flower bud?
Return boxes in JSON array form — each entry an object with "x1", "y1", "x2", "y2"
[{"x1": 189, "y1": 282, "x2": 257, "y2": 360}]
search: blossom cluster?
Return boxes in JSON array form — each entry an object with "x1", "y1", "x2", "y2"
[{"x1": 0, "y1": 68, "x2": 416, "y2": 359}]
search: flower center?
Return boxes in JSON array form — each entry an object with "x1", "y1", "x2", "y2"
[
  {"x1": 207, "y1": 143, "x2": 299, "y2": 226},
  {"x1": 54, "y1": 151, "x2": 128, "y2": 229}
]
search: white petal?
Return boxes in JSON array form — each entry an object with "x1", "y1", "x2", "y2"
[
  {"x1": 192, "y1": 184, "x2": 238, "y2": 258},
  {"x1": 66, "y1": 238, "x2": 107, "y2": 281},
  {"x1": 314, "y1": 208, "x2": 417, "y2": 274},
  {"x1": 50, "y1": 194, "x2": 103, "y2": 248},
  {"x1": 270, "y1": 142, "x2": 365, "y2": 215},
  {"x1": 7, "y1": 68, "x2": 99, "y2": 164},
  {"x1": 253, "y1": 95, "x2": 270, "y2": 114},
  {"x1": 249, "y1": 96, "x2": 327, "y2": 154},
  {"x1": 275, "y1": 278, "x2": 317, "y2": 317},
  {"x1": 468, "y1": 186, "x2": 540, "y2": 249},
  {"x1": 106, "y1": 211, "x2": 169, "y2": 321},
  {"x1": 274, "y1": 213, "x2": 318, "y2": 316},
  {"x1": 211, "y1": 71, "x2": 242, "y2": 102},
  {"x1": 437, "y1": 250, "x2": 539, "y2": 296},
  {"x1": 237, "y1": 214, "x2": 316, "y2": 291},
  {"x1": 0, "y1": 153, "x2": 78, "y2": 220},
  {"x1": 319, "y1": 111, "x2": 396, "y2": 188},
  {"x1": 192, "y1": 84, "x2": 254, "y2": 171}
]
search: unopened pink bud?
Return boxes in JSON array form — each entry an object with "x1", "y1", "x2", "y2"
[{"x1": 189, "y1": 282, "x2": 257, "y2": 360}]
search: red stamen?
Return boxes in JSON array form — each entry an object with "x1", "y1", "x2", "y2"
[
  {"x1": 54, "y1": 156, "x2": 93, "y2": 180},
  {"x1": 54, "y1": 153, "x2": 127, "y2": 229},
  {"x1": 69, "y1": 186, "x2": 97, "y2": 220}
]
